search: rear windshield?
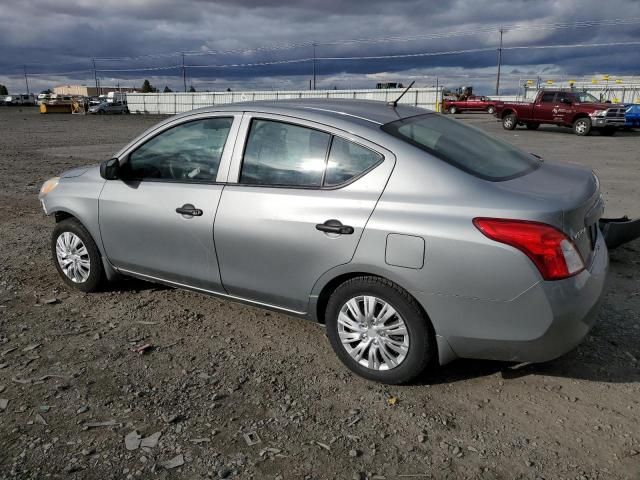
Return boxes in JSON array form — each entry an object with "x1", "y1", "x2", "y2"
[{"x1": 381, "y1": 114, "x2": 541, "y2": 181}]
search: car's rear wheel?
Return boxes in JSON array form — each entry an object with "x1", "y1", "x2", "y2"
[
  {"x1": 325, "y1": 276, "x2": 435, "y2": 384},
  {"x1": 487, "y1": 106, "x2": 496, "y2": 114},
  {"x1": 502, "y1": 113, "x2": 517, "y2": 130},
  {"x1": 573, "y1": 117, "x2": 592, "y2": 136},
  {"x1": 525, "y1": 122, "x2": 540, "y2": 130},
  {"x1": 52, "y1": 218, "x2": 104, "y2": 292},
  {"x1": 448, "y1": 106, "x2": 457, "y2": 114}
]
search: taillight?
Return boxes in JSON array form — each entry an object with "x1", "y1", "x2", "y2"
[{"x1": 473, "y1": 218, "x2": 585, "y2": 280}]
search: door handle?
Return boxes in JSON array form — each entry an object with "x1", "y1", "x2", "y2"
[
  {"x1": 316, "y1": 219, "x2": 354, "y2": 235},
  {"x1": 176, "y1": 204, "x2": 203, "y2": 217}
]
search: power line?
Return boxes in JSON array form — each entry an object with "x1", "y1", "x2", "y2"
[
  {"x1": 27, "y1": 69, "x2": 94, "y2": 77},
  {"x1": 96, "y1": 65, "x2": 181, "y2": 73},
  {"x1": 9, "y1": 16, "x2": 640, "y2": 67},
  {"x1": 14, "y1": 40, "x2": 640, "y2": 77}
]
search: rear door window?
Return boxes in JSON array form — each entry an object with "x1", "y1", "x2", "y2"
[
  {"x1": 240, "y1": 119, "x2": 330, "y2": 187},
  {"x1": 381, "y1": 114, "x2": 541, "y2": 181},
  {"x1": 324, "y1": 137, "x2": 382, "y2": 186}
]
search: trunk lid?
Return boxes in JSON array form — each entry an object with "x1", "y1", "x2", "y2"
[{"x1": 495, "y1": 161, "x2": 602, "y2": 267}]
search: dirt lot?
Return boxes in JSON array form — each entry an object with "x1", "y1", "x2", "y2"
[{"x1": 0, "y1": 107, "x2": 639, "y2": 480}]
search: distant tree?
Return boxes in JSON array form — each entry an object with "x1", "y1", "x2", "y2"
[
  {"x1": 163, "y1": 85, "x2": 172, "y2": 93},
  {"x1": 40, "y1": 88, "x2": 52, "y2": 94},
  {"x1": 226, "y1": 87, "x2": 232, "y2": 92},
  {"x1": 140, "y1": 79, "x2": 157, "y2": 93},
  {"x1": 188, "y1": 85, "x2": 196, "y2": 92},
  {"x1": 0, "y1": 84, "x2": 8, "y2": 95}
]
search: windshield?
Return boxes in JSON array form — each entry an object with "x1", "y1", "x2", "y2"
[
  {"x1": 574, "y1": 92, "x2": 600, "y2": 103},
  {"x1": 381, "y1": 114, "x2": 541, "y2": 181}
]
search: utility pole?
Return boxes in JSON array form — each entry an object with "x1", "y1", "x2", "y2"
[
  {"x1": 23, "y1": 65, "x2": 30, "y2": 95},
  {"x1": 182, "y1": 53, "x2": 187, "y2": 92},
  {"x1": 312, "y1": 42, "x2": 317, "y2": 90},
  {"x1": 495, "y1": 27, "x2": 504, "y2": 96},
  {"x1": 92, "y1": 58, "x2": 99, "y2": 96}
]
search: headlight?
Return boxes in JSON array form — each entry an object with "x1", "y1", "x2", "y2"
[
  {"x1": 39, "y1": 177, "x2": 60, "y2": 197},
  {"x1": 590, "y1": 110, "x2": 607, "y2": 117}
]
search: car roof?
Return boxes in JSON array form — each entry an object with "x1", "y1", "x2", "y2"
[
  {"x1": 181, "y1": 99, "x2": 431, "y2": 129},
  {"x1": 115, "y1": 99, "x2": 434, "y2": 159}
]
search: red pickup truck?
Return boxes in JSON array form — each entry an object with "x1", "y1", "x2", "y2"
[
  {"x1": 443, "y1": 96, "x2": 497, "y2": 114},
  {"x1": 494, "y1": 90, "x2": 626, "y2": 136}
]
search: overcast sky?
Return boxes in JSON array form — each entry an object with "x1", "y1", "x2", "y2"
[{"x1": 1, "y1": 0, "x2": 639, "y2": 94}]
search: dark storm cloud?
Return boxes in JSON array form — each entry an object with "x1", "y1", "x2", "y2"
[{"x1": 0, "y1": 0, "x2": 639, "y2": 92}]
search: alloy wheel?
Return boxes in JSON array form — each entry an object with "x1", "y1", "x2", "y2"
[
  {"x1": 337, "y1": 295, "x2": 409, "y2": 371},
  {"x1": 55, "y1": 232, "x2": 91, "y2": 283}
]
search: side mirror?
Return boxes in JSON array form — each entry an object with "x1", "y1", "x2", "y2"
[{"x1": 100, "y1": 158, "x2": 120, "y2": 180}]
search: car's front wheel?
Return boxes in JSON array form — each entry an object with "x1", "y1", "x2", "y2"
[
  {"x1": 448, "y1": 106, "x2": 457, "y2": 114},
  {"x1": 52, "y1": 218, "x2": 104, "y2": 292},
  {"x1": 487, "y1": 106, "x2": 496, "y2": 114},
  {"x1": 325, "y1": 276, "x2": 435, "y2": 384},
  {"x1": 573, "y1": 117, "x2": 592, "y2": 136}
]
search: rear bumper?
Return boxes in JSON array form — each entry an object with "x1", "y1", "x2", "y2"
[
  {"x1": 600, "y1": 216, "x2": 640, "y2": 249},
  {"x1": 421, "y1": 231, "x2": 609, "y2": 365}
]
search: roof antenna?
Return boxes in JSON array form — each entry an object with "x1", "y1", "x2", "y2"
[{"x1": 387, "y1": 81, "x2": 415, "y2": 107}]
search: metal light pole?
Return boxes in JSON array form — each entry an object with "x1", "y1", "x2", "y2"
[
  {"x1": 182, "y1": 53, "x2": 187, "y2": 92},
  {"x1": 312, "y1": 42, "x2": 317, "y2": 90},
  {"x1": 23, "y1": 65, "x2": 30, "y2": 95},
  {"x1": 495, "y1": 27, "x2": 504, "y2": 96},
  {"x1": 92, "y1": 58, "x2": 99, "y2": 96}
]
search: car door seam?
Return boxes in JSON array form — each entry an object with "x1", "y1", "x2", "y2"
[{"x1": 212, "y1": 184, "x2": 230, "y2": 295}]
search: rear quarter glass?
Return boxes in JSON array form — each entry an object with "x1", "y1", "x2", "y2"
[{"x1": 381, "y1": 114, "x2": 541, "y2": 181}]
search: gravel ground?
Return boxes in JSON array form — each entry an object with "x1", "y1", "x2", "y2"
[{"x1": 0, "y1": 107, "x2": 639, "y2": 480}]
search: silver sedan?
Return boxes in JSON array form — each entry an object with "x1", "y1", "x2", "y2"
[{"x1": 39, "y1": 100, "x2": 608, "y2": 384}]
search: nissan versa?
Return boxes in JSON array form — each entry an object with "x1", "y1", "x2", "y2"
[{"x1": 39, "y1": 100, "x2": 609, "y2": 384}]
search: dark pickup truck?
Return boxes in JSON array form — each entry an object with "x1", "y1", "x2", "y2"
[
  {"x1": 443, "y1": 95, "x2": 497, "y2": 114},
  {"x1": 494, "y1": 90, "x2": 627, "y2": 136}
]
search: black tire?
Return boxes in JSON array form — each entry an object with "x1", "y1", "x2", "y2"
[
  {"x1": 502, "y1": 113, "x2": 517, "y2": 130},
  {"x1": 573, "y1": 117, "x2": 592, "y2": 136},
  {"x1": 487, "y1": 106, "x2": 496, "y2": 114},
  {"x1": 51, "y1": 218, "x2": 104, "y2": 292},
  {"x1": 97, "y1": 110, "x2": 105, "y2": 115},
  {"x1": 448, "y1": 106, "x2": 457, "y2": 114},
  {"x1": 600, "y1": 128, "x2": 616, "y2": 136},
  {"x1": 325, "y1": 276, "x2": 436, "y2": 384},
  {"x1": 525, "y1": 122, "x2": 540, "y2": 130}
]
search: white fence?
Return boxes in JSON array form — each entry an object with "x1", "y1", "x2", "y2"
[{"x1": 126, "y1": 87, "x2": 443, "y2": 115}]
